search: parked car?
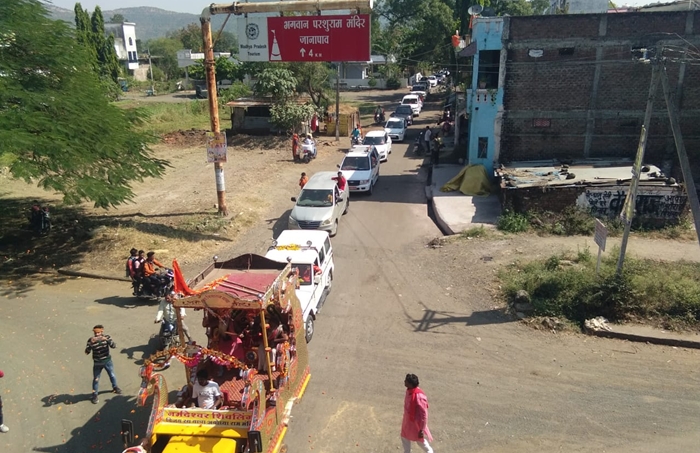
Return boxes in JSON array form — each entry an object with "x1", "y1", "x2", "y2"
[
  {"x1": 385, "y1": 117, "x2": 407, "y2": 142},
  {"x1": 265, "y1": 230, "x2": 334, "y2": 343},
  {"x1": 338, "y1": 146, "x2": 380, "y2": 195},
  {"x1": 401, "y1": 94, "x2": 422, "y2": 116},
  {"x1": 413, "y1": 81, "x2": 430, "y2": 94},
  {"x1": 409, "y1": 89, "x2": 426, "y2": 103},
  {"x1": 427, "y1": 75, "x2": 438, "y2": 87},
  {"x1": 392, "y1": 105, "x2": 414, "y2": 126},
  {"x1": 363, "y1": 130, "x2": 392, "y2": 161},
  {"x1": 289, "y1": 171, "x2": 348, "y2": 237}
]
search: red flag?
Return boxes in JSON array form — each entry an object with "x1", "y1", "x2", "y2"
[{"x1": 172, "y1": 259, "x2": 195, "y2": 296}]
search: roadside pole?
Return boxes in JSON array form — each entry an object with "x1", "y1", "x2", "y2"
[
  {"x1": 335, "y1": 63, "x2": 340, "y2": 141},
  {"x1": 201, "y1": 16, "x2": 228, "y2": 216},
  {"x1": 594, "y1": 219, "x2": 607, "y2": 276},
  {"x1": 660, "y1": 64, "x2": 700, "y2": 247},
  {"x1": 616, "y1": 59, "x2": 660, "y2": 275}
]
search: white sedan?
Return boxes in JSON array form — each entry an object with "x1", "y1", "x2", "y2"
[
  {"x1": 362, "y1": 130, "x2": 392, "y2": 161},
  {"x1": 384, "y1": 117, "x2": 407, "y2": 142},
  {"x1": 427, "y1": 75, "x2": 438, "y2": 87}
]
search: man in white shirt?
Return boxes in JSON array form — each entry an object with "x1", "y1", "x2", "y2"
[
  {"x1": 423, "y1": 126, "x2": 432, "y2": 154},
  {"x1": 154, "y1": 292, "x2": 191, "y2": 341},
  {"x1": 190, "y1": 369, "x2": 223, "y2": 409}
]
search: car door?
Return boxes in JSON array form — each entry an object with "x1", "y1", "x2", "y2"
[
  {"x1": 333, "y1": 185, "x2": 343, "y2": 222},
  {"x1": 370, "y1": 150, "x2": 380, "y2": 182},
  {"x1": 385, "y1": 132, "x2": 392, "y2": 153}
]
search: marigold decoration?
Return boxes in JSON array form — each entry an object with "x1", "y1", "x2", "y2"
[
  {"x1": 274, "y1": 244, "x2": 302, "y2": 251},
  {"x1": 143, "y1": 345, "x2": 249, "y2": 371}
]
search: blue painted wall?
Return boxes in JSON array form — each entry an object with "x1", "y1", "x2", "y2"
[{"x1": 465, "y1": 18, "x2": 504, "y2": 175}]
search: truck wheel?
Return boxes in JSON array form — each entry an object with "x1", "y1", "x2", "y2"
[
  {"x1": 305, "y1": 317, "x2": 314, "y2": 343},
  {"x1": 326, "y1": 270, "x2": 333, "y2": 292}
]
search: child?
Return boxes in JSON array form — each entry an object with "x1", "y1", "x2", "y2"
[{"x1": 299, "y1": 172, "x2": 309, "y2": 189}]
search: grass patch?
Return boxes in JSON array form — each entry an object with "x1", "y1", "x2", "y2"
[
  {"x1": 497, "y1": 210, "x2": 529, "y2": 233},
  {"x1": 500, "y1": 249, "x2": 700, "y2": 329},
  {"x1": 460, "y1": 225, "x2": 489, "y2": 239},
  {"x1": 0, "y1": 152, "x2": 17, "y2": 168},
  {"x1": 116, "y1": 101, "x2": 215, "y2": 136}
]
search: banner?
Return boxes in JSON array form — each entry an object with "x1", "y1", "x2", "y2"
[{"x1": 207, "y1": 131, "x2": 227, "y2": 163}]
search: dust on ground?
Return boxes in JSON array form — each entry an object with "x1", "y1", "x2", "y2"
[{"x1": 0, "y1": 134, "x2": 349, "y2": 281}]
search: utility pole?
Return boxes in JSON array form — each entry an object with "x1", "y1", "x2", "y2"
[
  {"x1": 660, "y1": 64, "x2": 700, "y2": 247},
  {"x1": 616, "y1": 56, "x2": 660, "y2": 275},
  {"x1": 201, "y1": 16, "x2": 228, "y2": 215},
  {"x1": 335, "y1": 63, "x2": 340, "y2": 141},
  {"x1": 147, "y1": 47, "x2": 155, "y2": 95}
]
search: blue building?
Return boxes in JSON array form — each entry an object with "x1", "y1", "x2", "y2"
[{"x1": 459, "y1": 17, "x2": 505, "y2": 175}]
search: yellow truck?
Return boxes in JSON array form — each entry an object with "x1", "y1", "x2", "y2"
[{"x1": 121, "y1": 254, "x2": 311, "y2": 453}]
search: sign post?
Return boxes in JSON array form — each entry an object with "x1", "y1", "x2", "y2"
[{"x1": 594, "y1": 219, "x2": 608, "y2": 276}]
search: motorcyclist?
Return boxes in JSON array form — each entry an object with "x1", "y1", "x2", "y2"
[
  {"x1": 126, "y1": 248, "x2": 140, "y2": 296},
  {"x1": 154, "y1": 291, "x2": 191, "y2": 342},
  {"x1": 142, "y1": 251, "x2": 166, "y2": 295},
  {"x1": 351, "y1": 124, "x2": 362, "y2": 145},
  {"x1": 303, "y1": 133, "x2": 316, "y2": 158},
  {"x1": 374, "y1": 105, "x2": 385, "y2": 123}
]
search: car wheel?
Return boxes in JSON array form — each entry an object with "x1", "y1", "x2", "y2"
[
  {"x1": 330, "y1": 219, "x2": 338, "y2": 237},
  {"x1": 343, "y1": 199, "x2": 349, "y2": 215},
  {"x1": 368, "y1": 181, "x2": 374, "y2": 196},
  {"x1": 305, "y1": 316, "x2": 314, "y2": 343},
  {"x1": 326, "y1": 270, "x2": 333, "y2": 291}
]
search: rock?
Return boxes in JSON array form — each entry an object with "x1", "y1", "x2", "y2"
[
  {"x1": 514, "y1": 302, "x2": 534, "y2": 312},
  {"x1": 514, "y1": 289, "x2": 530, "y2": 304},
  {"x1": 516, "y1": 312, "x2": 527, "y2": 320},
  {"x1": 541, "y1": 317, "x2": 563, "y2": 331}
]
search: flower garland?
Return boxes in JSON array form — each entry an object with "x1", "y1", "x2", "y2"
[
  {"x1": 143, "y1": 345, "x2": 248, "y2": 371},
  {"x1": 274, "y1": 244, "x2": 302, "y2": 251}
]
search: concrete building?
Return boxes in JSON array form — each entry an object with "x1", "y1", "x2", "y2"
[
  {"x1": 548, "y1": 0, "x2": 609, "y2": 14},
  {"x1": 104, "y1": 22, "x2": 139, "y2": 73}
]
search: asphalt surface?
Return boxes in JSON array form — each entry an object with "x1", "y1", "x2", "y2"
[{"x1": 3, "y1": 101, "x2": 700, "y2": 453}]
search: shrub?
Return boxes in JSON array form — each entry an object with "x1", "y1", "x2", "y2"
[
  {"x1": 367, "y1": 77, "x2": 377, "y2": 88},
  {"x1": 386, "y1": 76, "x2": 401, "y2": 90},
  {"x1": 497, "y1": 210, "x2": 529, "y2": 233}
]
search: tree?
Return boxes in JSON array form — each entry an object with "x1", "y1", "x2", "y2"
[
  {"x1": 147, "y1": 37, "x2": 183, "y2": 81},
  {"x1": 0, "y1": 0, "x2": 168, "y2": 208},
  {"x1": 269, "y1": 103, "x2": 317, "y2": 133},
  {"x1": 169, "y1": 23, "x2": 203, "y2": 52},
  {"x1": 253, "y1": 68, "x2": 297, "y2": 100},
  {"x1": 74, "y1": 4, "x2": 120, "y2": 85},
  {"x1": 108, "y1": 13, "x2": 125, "y2": 23},
  {"x1": 287, "y1": 62, "x2": 333, "y2": 108}
]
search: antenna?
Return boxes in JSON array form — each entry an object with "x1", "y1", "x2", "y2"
[{"x1": 467, "y1": 4, "x2": 483, "y2": 16}]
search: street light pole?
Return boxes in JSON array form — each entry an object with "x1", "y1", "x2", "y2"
[{"x1": 201, "y1": 16, "x2": 228, "y2": 216}]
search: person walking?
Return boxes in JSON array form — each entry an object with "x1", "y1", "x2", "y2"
[
  {"x1": 155, "y1": 291, "x2": 191, "y2": 342},
  {"x1": 85, "y1": 324, "x2": 122, "y2": 404},
  {"x1": 401, "y1": 373, "x2": 433, "y2": 453},
  {"x1": 299, "y1": 172, "x2": 309, "y2": 189},
  {"x1": 0, "y1": 370, "x2": 8, "y2": 433},
  {"x1": 423, "y1": 126, "x2": 432, "y2": 156}
]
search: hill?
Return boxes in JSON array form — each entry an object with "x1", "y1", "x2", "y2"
[{"x1": 45, "y1": 5, "x2": 235, "y2": 41}]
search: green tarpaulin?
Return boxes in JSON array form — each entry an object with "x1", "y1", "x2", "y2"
[{"x1": 440, "y1": 164, "x2": 493, "y2": 196}]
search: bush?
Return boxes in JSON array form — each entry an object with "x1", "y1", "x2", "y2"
[
  {"x1": 386, "y1": 76, "x2": 401, "y2": 90},
  {"x1": 497, "y1": 210, "x2": 529, "y2": 233},
  {"x1": 367, "y1": 77, "x2": 377, "y2": 88},
  {"x1": 500, "y1": 252, "x2": 700, "y2": 328}
]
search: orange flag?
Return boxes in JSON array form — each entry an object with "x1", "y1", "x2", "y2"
[{"x1": 172, "y1": 259, "x2": 196, "y2": 296}]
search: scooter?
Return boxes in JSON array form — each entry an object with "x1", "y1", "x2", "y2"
[
  {"x1": 299, "y1": 142, "x2": 317, "y2": 163},
  {"x1": 28, "y1": 203, "x2": 51, "y2": 236},
  {"x1": 157, "y1": 319, "x2": 181, "y2": 350},
  {"x1": 374, "y1": 111, "x2": 385, "y2": 125}
]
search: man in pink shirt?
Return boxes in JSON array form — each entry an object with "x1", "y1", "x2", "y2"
[{"x1": 401, "y1": 373, "x2": 433, "y2": 452}]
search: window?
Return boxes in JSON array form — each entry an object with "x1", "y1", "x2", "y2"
[
  {"x1": 477, "y1": 50, "x2": 500, "y2": 89},
  {"x1": 533, "y1": 118, "x2": 551, "y2": 128},
  {"x1": 318, "y1": 245, "x2": 325, "y2": 265},
  {"x1": 128, "y1": 37, "x2": 133, "y2": 46},
  {"x1": 323, "y1": 237, "x2": 331, "y2": 259},
  {"x1": 478, "y1": 137, "x2": 488, "y2": 159},
  {"x1": 558, "y1": 47, "x2": 575, "y2": 56}
]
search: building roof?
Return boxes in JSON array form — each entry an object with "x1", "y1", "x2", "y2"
[
  {"x1": 225, "y1": 96, "x2": 312, "y2": 107},
  {"x1": 638, "y1": 0, "x2": 700, "y2": 11},
  {"x1": 498, "y1": 159, "x2": 672, "y2": 189}
]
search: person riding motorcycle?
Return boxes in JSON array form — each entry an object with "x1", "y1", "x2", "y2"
[
  {"x1": 126, "y1": 248, "x2": 140, "y2": 296},
  {"x1": 142, "y1": 251, "x2": 166, "y2": 295},
  {"x1": 154, "y1": 291, "x2": 191, "y2": 344},
  {"x1": 351, "y1": 124, "x2": 362, "y2": 145},
  {"x1": 374, "y1": 106, "x2": 385, "y2": 124},
  {"x1": 302, "y1": 133, "x2": 316, "y2": 158}
]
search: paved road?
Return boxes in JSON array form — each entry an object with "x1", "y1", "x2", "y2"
[{"x1": 3, "y1": 101, "x2": 700, "y2": 453}]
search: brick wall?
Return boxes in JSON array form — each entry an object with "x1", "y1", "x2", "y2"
[{"x1": 501, "y1": 11, "x2": 700, "y2": 176}]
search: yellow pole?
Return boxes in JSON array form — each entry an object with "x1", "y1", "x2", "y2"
[{"x1": 259, "y1": 309, "x2": 275, "y2": 391}]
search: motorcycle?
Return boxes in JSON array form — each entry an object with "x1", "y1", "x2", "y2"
[
  {"x1": 299, "y1": 142, "x2": 317, "y2": 163},
  {"x1": 28, "y1": 203, "x2": 51, "y2": 236},
  {"x1": 351, "y1": 135, "x2": 362, "y2": 147},
  {"x1": 134, "y1": 268, "x2": 174, "y2": 300},
  {"x1": 374, "y1": 111, "x2": 385, "y2": 125},
  {"x1": 158, "y1": 319, "x2": 181, "y2": 350}
]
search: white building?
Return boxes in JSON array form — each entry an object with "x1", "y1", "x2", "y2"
[
  {"x1": 105, "y1": 22, "x2": 139, "y2": 72},
  {"x1": 548, "y1": 0, "x2": 608, "y2": 14}
]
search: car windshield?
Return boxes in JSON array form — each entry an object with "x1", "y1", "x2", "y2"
[
  {"x1": 403, "y1": 98, "x2": 417, "y2": 105},
  {"x1": 341, "y1": 156, "x2": 370, "y2": 171},
  {"x1": 386, "y1": 120, "x2": 403, "y2": 128},
  {"x1": 295, "y1": 264, "x2": 313, "y2": 286},
  {"x1": 296, "y1": 189, "x2": 333, "y2": 207},
  {"x1": 363, "y1": 136, "x2": 386, "y2": 145},
  {"x1": 396, "y1": 106, "x2": 412, "y2": 114}
]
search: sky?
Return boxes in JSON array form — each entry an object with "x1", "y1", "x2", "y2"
[{"x1": 46, "y1": 0, "x2": 662, "y2": 15}]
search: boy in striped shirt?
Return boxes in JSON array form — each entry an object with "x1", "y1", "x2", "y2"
[{"x1": 85, "y1": 324, "x2": 121, "y2": 404}]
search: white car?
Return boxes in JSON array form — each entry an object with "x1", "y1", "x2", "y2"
[
  {"x1": 289, "y1": 171, "x2": 349, "y2": 236},
  {"x1": 427, "y1": 75, "x2": 438, "y2": 87},
  {"x1": 409, "y1": 90, "x2": 426, "y2": 103},
  {"x1": 362, "y1": 130, "x2": 392, "y2": 161},
  {"x1": 401, "y1": 95, "x2": 422, "y2": 116},
  {"x1": 385, "y1": 117, "x2": 407, "y2": 142},
  {"x1": 339, "y1": 146, "x2": 380, "y2": 195},
  {"x1": 265, "y1": 230, "x2": 334, "y2": 343}
]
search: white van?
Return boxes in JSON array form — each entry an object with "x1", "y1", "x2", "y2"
[
  {"x1": 339, "y1": 146, "x2": 380, "y2": 195},
  {"x1": 265, "y1": 230, "x2": 334, "y2": 342}
]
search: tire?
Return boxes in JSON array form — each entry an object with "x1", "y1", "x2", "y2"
[
  {"x1": 343, "y1": 199, "x2": 349, "y2": 215},
  {"x1": 305, "y1": 316, "x2": 314, "y2": 343},
  {"x1": 303, "y1": 155, "x2": 311, "y2": 163},
  {"x1": 326, "y1": 270, "x2": 333, "y2": 292},
  {"x1": 330, "y1": 219, "x2": 338, "y2": 237},
  {"x1": 368, "y1": 180, "x2": 374, "y2": 196}
]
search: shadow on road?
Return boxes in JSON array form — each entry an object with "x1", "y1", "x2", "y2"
[
  {"x1": 412, "y1": 308, "x2": 513, "y2": 332},
  {"x1": 121, "y1": 336, "x2": 162, "y2": 365},
  {"x1": 94, "y1": 295, "x2": 160, "y2": 309},
  {"x1": 266, "y1": 209, "x2": 292, "y2": 239},
  {"x1": 41, "y1": 392, "x2": 96, "y2": 407}
]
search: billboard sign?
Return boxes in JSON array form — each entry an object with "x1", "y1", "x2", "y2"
[{"x1": 237, "y1": 14, "x2": 370, "y2": 62}]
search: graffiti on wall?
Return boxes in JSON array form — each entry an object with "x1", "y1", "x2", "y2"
[{"x1": 576, "y1": 186, "x2": 687, "y2": 220}]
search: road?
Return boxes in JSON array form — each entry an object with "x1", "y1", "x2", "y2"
[{"x1": 3, "y1": 102, "x2": 700, "y2": 453}]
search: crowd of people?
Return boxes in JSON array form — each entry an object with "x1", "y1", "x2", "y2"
[{"x1": 125, "y1": 249, "x2": 170, "y2": 297}]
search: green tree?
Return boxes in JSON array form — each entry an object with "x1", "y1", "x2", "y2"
[
  {"x1": 288, "y1": 62, "x2": 333, "y2": 108},
  {"x1": 213, "y1": 31, "x2": 238, "y2": 54},
  {"x1": 270, "y1": 103, "x2": 317, "y2": 133},
  {"x1": 0, "y1": 0, "x2": 168, "y2": 208},
  {"x1": 253, "y1": 68, "x2": 297, "y2": 100},
  {"x1": 169, "y1": 23, "x2": 203, "y2": 52},
  {"x1": 147, "y1": 37, "x2": 182, "y2": 80},
  {"x1": 108, "y1": 13, "x2": 125, "y2": 23}
]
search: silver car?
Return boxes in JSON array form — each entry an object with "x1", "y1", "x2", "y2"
[{"x1": 289, "y1": 171, "x2": 349, "y2": 237}]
